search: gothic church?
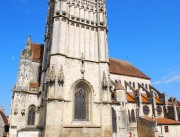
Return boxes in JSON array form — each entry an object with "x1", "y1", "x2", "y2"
[{"x1": 9, "y1": 0, "x2": 180, "y2": 137}]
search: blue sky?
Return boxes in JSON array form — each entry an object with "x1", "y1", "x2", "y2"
[{"x1": 0, "y1": 0, "x2": 180, "y2": 115}]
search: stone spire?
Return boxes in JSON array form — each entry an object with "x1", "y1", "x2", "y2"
[{"x1": 26, "y1": 35, "x2": 31, "y2": 50}]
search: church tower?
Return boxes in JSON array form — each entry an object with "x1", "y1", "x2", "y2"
[{"x1": 41, "y1": 0, "x2": 112, "y2": 137}]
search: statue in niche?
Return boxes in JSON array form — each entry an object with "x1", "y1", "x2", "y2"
[{"x1": 102, "y1": 71, "x2": 108, "y2": 90}]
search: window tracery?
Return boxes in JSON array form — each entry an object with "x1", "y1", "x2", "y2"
[{"x1": 74, "y1": 84, "x2": 89, "y2": 121}]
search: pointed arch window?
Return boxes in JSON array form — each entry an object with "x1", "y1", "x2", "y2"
[
  {"x1": 131, "y1": 109, "x2": 136, "y2": 122},
  {"x1": 133, "y1": 82, "x2": 135, "y2": 89},
  {"x1": 128, "y1": 110, "x2": 131, "y2": 124},
  {"x1": 74, "y1": 83, "x2": 89, "y2": 121},
  {"x1": 27, "y1": 105, "x2": 36, "y2": 125},
  {"x1": 112, "y1": 108, "x2": 117, "y2": 133}
]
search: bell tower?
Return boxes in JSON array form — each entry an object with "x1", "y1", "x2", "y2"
[{"x1": 42, "y1": 0, "x2": 112, "y2": 137}]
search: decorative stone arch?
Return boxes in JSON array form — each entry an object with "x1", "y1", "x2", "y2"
[{"x1": 71, "y1": 79, "x2": 93, "y2": 121}]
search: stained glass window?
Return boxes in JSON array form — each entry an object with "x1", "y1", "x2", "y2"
[
  {"x1": 143, "y1": 105, "x2": 150, "y2": 115},
  {"x1": 74, "y1": 85, "x2": 89, "y2": 120},
  {"x1": 28, "y1": 105, "x2": 36, "y2": 125}
]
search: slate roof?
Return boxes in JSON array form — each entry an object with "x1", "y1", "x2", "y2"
[{"x1": 109, "y1": 58, "x2": 150, "y2": 80}]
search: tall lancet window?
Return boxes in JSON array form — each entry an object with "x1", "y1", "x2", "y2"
[
  {"x1": 74, "y1": 83, "x2": 89, "y2": 121},
  {"x1": 112, "y1": 107, "x2": 117, "y2": 133},
  {"x1": 27, "y1": 105, "x2": 36, "y2": 125},
  {"x1": 131, "y1": 109, "x2": 136, "y2": 122}
]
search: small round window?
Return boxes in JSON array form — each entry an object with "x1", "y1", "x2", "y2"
[
  {"x1": 157, "y1": 106, "x2": 162, "y2": 116},
  {"x1": 143, "y1": 105, "x2": 150, "y2": 115}
]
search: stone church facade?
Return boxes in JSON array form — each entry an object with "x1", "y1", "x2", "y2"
[{"x1": 9, "y1": 0, "x2": 180, "y2": 137}]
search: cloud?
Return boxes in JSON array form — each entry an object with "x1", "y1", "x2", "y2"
[{"x1": 152, "y1": 68, "x2": 180, "y2": 85}]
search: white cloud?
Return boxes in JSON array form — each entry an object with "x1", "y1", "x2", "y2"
[{"x1": 152, "y1": 68, "x2": 180, "y2": 85}]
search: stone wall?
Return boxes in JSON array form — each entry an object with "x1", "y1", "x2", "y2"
[
  {"x1": 156, "y1": 125, "x2": 180, "y2": 137},
  {"x1": 0, "y1": 115, "x2": 5, "y2": 137},
  {"x1": 137, "y1": 117, "x2": 155, "y2": 137}
]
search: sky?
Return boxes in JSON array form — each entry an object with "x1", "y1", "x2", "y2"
[{"x1": 0, "y1": 0, "x2": 180, "y2": 115}]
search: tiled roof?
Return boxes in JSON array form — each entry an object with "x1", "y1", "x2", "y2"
[
  {"x1": 0, "y1": 111, "x2": 8, "y2": 125},
  {"x1": 141, "y1": 94, "x2": 150, "y2": 103},
  {"x1": 127, "y1": 93, "x2": 136, "y2": 103},
  {"x1": 145, "y1": 117, "x2": 180, "y2": 125},
  {"x1": 155, "y1": 97, "x2": 163, "y2": 105},
  {"x1": 167, "y1": 101, "x2": 173, "y2": 106},
  {"x1": 109, "y1": 58, "x2": 150, "y2": 80},
  {"x1": 31, "y1": 43, "x2": 44, "y2": 62}
]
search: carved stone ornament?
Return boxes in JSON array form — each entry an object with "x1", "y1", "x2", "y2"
[
  {"x1": 108, "y1": 74, "x2": 114, "y2": 90},
  {"x1": 45, "y1": 68, "x2": 50, "y2": 83},
  {"x1": 46, "y1": 65, "x2": 56, "y2": 86},
  {"x1": 21, "y1": 49, "x2": 32, "y2": 59},
  {"x1": 11, "y1": 126, "x2": 17, "y2": 129},
  {"x1": 58, "y1": 65, "x2": 64, "y2": 85},
  {"x1": 14, "y1": 108, "x2": 18, "y2": 115},
  {"x1": 21, "y1": 109, "x2": 25, "y2": 116},
  {"x1": 102, "y1": 71, "x2": 108, "y2": 90}
]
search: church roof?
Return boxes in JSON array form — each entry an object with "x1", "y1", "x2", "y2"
[
  {"x1": 109, "y1": 58, "x2": 150, "y2": 80},
  {"x1": 145, "y1": 117, "x2": 180, "y2": 125},
  {"x1": 0, "y1": 110, "x2": 8, "y2": 125},
  {"x1": 31, "y1": 43, "x2": 44, "y2": 62},
  {"x1": 127, "y1": 93, "x2": 136, "y2": 103}
]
